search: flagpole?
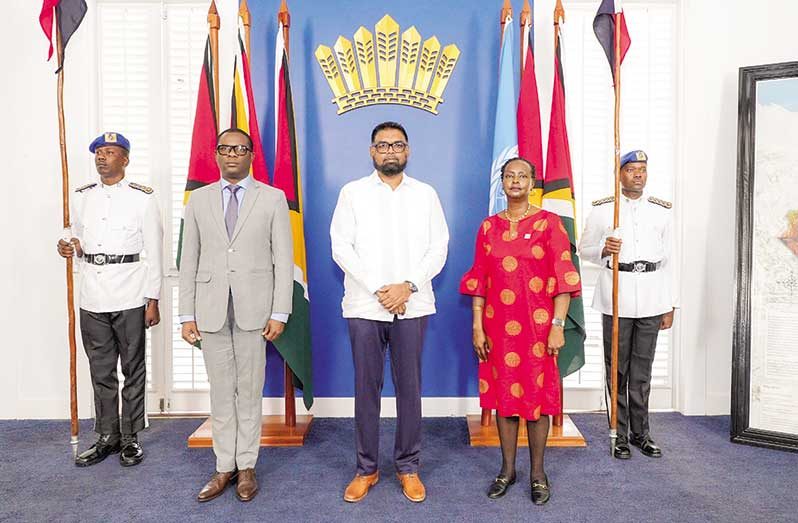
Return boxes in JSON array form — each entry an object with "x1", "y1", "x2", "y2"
[
  {"x1": 55, "y1": 16, "x2": 80, "y2": 458},
  {"x1": 482, "y1": 0, "x2": 514, "y2": 430},
  {"x1": 610, "y1": 9, "x2": 623, "y2": 457},
  {"x1": 208, "y1": 1, "x2": 220, "y2": 129},
  {"x1": 520, "y1": 0, "x2": 531, "y2": 76},
  {"x1": 552, "y1": 0, "x2": 566, "y2": 430},
  {"x1": 278, "y1": 0, "x2": 297, "y2": 429}
]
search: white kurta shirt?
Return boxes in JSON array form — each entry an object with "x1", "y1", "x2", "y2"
[
  {"x1": 71, "y1": 179, "x2": 163, "y2": 313},
  {"x1": 330, "y1": 171, "x2": 449, "y2": 321},
  {"x1": 578, "y1": 192, "x2": 678, "y2": 318}
]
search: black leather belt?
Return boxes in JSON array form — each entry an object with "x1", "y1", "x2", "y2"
[
  {"x1": 84, "y1": 253, "x2": 140, "y2": 266},
  {"x1": 607, "y1": 260, "x2": 661, "y2": 273}
]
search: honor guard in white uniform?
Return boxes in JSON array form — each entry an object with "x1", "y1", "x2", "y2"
[
  {"x1": 57, "y1": 132, "x2": 163, "y2": 467},
  {"x1": 578, "y1": 150, "x2": 678, "y2": 460}
]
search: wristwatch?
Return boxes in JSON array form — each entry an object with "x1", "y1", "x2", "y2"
[
  {"x1": 551, "y1": 317, "x2": 566, "y2": 328},
  {"x1": 405, "y1": 281, "x2": 418, "y2": 293}
]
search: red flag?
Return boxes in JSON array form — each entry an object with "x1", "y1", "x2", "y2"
[
  {"x1": 517, "y1": 36, "x2": 544, "y2": 206},
  {"x1": 40, "y1": 0, "x2": 87, "y2": 62},
  {"x1": 593, "y1": 0, "x2": 631, "y2": 83}
]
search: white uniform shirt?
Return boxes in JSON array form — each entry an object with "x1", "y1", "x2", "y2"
[
  {"x1": 72, "y1": 179, "x2": 163, "y2": 313},
  {"x1": 578, "y1": 192, "x2": 678, "y2": 318},
  {"x1": 330, "y1": 172, "x2": 449, "y2": 321}
]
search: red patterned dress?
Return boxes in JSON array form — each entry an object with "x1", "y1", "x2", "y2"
[{"x1": 460, "y1": 209, "x2": 582, "y2": 421}]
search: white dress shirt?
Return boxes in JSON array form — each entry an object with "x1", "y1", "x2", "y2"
[
  {"x1": 578, "y1": 191, "x2": 679, "y2": 318},
  {"x1": 71, "y1": 179, "x2": 163, "y2": 313},
  {"x1": 330, "y1": 171, "x2": 449, "y2": 321},
  {"x1": 179, "y1": 175, "x2": 289, "y2": 324}
]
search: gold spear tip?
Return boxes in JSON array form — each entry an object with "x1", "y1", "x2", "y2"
[
  {"x1": 554, "y1": 0, "x2": 566, "y2": 25},
  {"x1": 521, "y1": 0, "x2": 531, "y2": 24},
  {"x1": 208, "y1": 0, "x2": 220, "y2": 27},
  {"x1": 239, "y1": 0, "x2": 251, "y2": 23},
  {"x1": 208, "y1": 0, "x2": 218, "y2": 16},
  {"x1": 501, "y1": 0, "x2": 512, "y2": 21},
  {"x1": 278, "y1": 0, "x2": 290, "y2": 26}
]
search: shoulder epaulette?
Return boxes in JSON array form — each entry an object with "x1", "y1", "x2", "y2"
[
  {"x1": 648, "y1": 196, "x2": 672, "y2": 209},
  {"x1": 75, "y1": 183, "x2": 97, "y2": 193},
  {"x1": 129, "y1": 182, "x2": 154, "y2": 194},
  {"x1": 592, "y1": 196, "x2": 614, "y2": 206}
]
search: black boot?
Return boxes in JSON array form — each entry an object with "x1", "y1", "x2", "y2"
[
  {"x1": 119, "y1": 434, "x2": 144, "y2": 467},
  {"x1": 75, "y1": 434, "x2": 121, "y2": 467}
]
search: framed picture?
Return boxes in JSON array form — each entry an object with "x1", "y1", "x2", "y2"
[{"x1": 732, "y1": 61, "x2": 798, "y2": 452}]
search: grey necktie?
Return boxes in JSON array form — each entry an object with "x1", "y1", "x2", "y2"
[{"x1": 225, "y1": 185, "x2": 241, "y2": 239}]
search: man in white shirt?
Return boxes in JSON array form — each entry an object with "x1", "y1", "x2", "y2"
[
  {"x1": 57, "y1": 132, "x2": 163, "y2": 468},
  {"x1": 579, "y1": 150, "x2": 678, "y2": 460},
  {"x1": 331, "y1": 122, "x2": 449, "y2": 503}
]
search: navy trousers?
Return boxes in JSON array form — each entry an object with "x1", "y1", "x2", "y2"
[{"x1": 347, "y1": 316, "x2": 428, "y2": 475}]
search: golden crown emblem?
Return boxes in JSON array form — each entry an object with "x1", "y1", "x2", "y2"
[{"x1": 315, "y1": 15, "x2": 461, "y2": 115}]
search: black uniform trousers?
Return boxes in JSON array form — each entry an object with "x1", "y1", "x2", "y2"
[
  {"x1": 602, "y1": 314, "x2": 663, "y2": 440},
  {"x1": 79, "y1": 306, "x2": 147, "y2": 436}
]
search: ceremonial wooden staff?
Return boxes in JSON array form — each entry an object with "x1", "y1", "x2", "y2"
[
  {"x1": 55, "y1": 19, "x2": 80, "y2": 457},
  {"x1": 277, "y1": 0, "x2": 297, "y2": 428},
  {"x1": 208, "y1": 1, "x2": 220, "y2": 126},
  {"x1": 609, "y1": 9, "x2": 623, "y2": 456}
]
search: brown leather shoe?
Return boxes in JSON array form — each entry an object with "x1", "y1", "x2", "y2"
[
  {"x1": 197, "y1": 470, "x2": 238, "y2": 502},
  {"x1": 236, "y1": 468, "x2": 258, "y2": 502},
  {"x1": 343, "y1": 472, "x2": 380, "y2": 503},
  {"x1": 397, "y1": 472, "x2": 426, "y2": 503}
]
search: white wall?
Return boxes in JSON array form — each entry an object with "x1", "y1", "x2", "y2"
[
  {"x1": 2, "y1": 0, "x2": 796, "y2": 419},
  {"x1": 677, "y1": 0, "x2": 798, "y2": 415}
]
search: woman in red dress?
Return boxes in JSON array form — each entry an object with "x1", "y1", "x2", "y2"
[{"x1": 460, "y1": 158, "x2": 581, "y2": 504}]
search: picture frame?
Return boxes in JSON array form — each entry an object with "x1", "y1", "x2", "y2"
[{"x1": 732, "y1": 60, "x2": 798, "y2": 453}]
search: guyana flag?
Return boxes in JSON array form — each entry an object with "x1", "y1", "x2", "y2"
[
  {"x1": 231, "y1": 29, "x2": 269, "y2": 184},
  {"x1": 176, "y1": 36, "x2": 219, "y2": 268},
  {"x1": 542, "y1": 19, "x2": 586, "y2": 379},
  {"x1": 271, "y1": 21, "x2": 314, "y2": 410}
]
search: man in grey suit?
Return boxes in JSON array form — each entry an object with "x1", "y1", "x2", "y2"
[{"x1": 179, "y1": 128, "x2": 293, "y2": 503}]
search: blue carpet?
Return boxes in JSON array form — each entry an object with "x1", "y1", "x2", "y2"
[{"x1": 1, "y1": 414, "x2": 796, "y2": 522}]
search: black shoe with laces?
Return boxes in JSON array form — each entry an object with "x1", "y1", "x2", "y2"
[
  {"x1": 75, "y1": 433, "x2": 121, "y2": 467},
  {"x1": 119, "y1": 434, "x2": 144, "y2": 467},
  {"x1": 630, "y1": 434, "x2": 662, "y2": 458},
  {"x1": 613, "y1": 436, "x2": 632, "y2": 459}
]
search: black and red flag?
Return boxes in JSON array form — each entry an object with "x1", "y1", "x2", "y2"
[
  {"x1": 176, "y1": 37, "x2": 219, "y2": 267},
  {"x1": 593, "y1": 0, "x2": 631, "y2": 83},
  {"x1": 39, "y1": 0, "x2": 87, "y2": 66}
]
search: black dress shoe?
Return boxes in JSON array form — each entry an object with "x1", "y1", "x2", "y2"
[
  {"x1": 530, "y1": 474, "x2": 550, "y2": 505},
  {"x1": 613, "y1": 437, "x2": 632, "y2": 459},
  {"x1": 631, "y1": 435, "x2": 662, "y2": 458},
  {"x1": 75, "y1": 434, "x2": 121, "y2": 467},
  {"x1": 487, "y1": 474, "x2": 516, "y2": 499},
  {"x1": 120, "y1": 434, "x2": 144, "y2": 467}
]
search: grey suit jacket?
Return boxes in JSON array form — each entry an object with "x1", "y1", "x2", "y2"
[{"x1": 178, "y1": 180, "x2": 293, "y2": 332}]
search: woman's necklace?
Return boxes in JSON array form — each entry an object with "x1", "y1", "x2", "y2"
[{"x1": 505, "y1": 203, "x2": 531, "y2": 224}]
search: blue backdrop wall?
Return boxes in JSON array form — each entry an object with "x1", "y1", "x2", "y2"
[{"x1": 248, "y1": 0, "x2": 511, "y2": 398}]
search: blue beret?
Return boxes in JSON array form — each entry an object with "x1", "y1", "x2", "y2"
[
  {"x1": 620, "y1": 150, "x2": 647, "y2": 168},
  {"x1": 89, "y1": 132, "x2": 130, "y2": 153}
]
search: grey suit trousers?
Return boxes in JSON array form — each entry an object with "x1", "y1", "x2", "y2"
[
  {"x1": 201, "y1": 293, "x2": 266, "y2": 472},
  {"x1": 602, "y1": 314, "x2": 663, "y2": 440}
]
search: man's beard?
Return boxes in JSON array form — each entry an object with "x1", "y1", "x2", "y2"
[{"x1": 373, "y1": 158, "x2": 407, "y2": 176}]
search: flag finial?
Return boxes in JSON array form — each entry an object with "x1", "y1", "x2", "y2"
[
  {"x1": 238, "y1": 0, "x2": 251, "y2": 26},
  {"x1": 521, "y1": 0, "x2": 532, "y2": 26},
  {"x1": 279, "y1": 0, "x2": 290, "y2": 27},
  {"x1": 208, "y1": 0, "x2": 220, "y2": 29},
  {"x1": 554, "y1": 0, "x2": 565, "y2": 26},
  {"x1": 501, "y1": 0, "x2": 513, "y2": 23}
]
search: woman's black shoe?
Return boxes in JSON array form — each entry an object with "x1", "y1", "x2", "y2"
[
  {"x1": 530, "y1": 474, "x2": 550, "y2": 505},
  {"x1": 487, "y1": 474, "x2": 516, "y2": 499}
]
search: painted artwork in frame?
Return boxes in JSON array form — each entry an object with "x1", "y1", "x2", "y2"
[{"x1": 732, "y1": 61, "x2": 798, "y2": 452}]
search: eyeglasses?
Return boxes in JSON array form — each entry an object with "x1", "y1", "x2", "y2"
[
  {"x1": 502, "y1": 173, "x2": 530, "y2": 182},
  {"x1": 372, "y1": 141, "x2": 408, "y2": 153},
  {"x1": 216, "y1": 144, "x2": 252, "y2": 156}
]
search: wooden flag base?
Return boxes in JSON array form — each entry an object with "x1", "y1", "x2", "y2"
[
  {"x1": 466, "y1": 414, "x2": 586, "y2": 447},
  {"x1": 188, "y1": 415, "x2": 313, "y2": 448}
]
